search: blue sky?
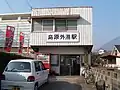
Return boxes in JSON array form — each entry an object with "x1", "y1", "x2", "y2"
[{"x1": 0, "y1": 0, "x2": 120, "y2": 49}]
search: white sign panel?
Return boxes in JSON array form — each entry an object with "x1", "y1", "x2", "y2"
[{"x1": 47, "y1": 33, "x2": 79, "y2": 42}]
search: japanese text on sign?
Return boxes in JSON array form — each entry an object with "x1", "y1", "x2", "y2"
[{"x1": 47, "y1": 33, "x2": 79, "y2": 42}]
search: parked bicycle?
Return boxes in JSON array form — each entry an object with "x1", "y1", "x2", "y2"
[{"x1": 82, "y1": 65, "x2": 95, "y2": 84}]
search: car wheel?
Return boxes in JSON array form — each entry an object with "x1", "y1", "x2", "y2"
[{"x1": 34, "y1": 84, "x2": 38, "y2": 90}]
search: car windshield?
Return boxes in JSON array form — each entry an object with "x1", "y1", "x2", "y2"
[{"x1": 5, "y1": 62, "x2": 31, "y2": 72}]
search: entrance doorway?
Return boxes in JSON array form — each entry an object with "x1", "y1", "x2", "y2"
[{"x1": 60, "y1": 55, "x2": 80, "y2": 76}]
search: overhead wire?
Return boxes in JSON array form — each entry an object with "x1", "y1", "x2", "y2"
[
  {"x1": 26, "y1": 0, "x2": 32, "y2": 10},
  {"x1": 4, "y1": 0, "x2": 14, "y2": 13},
  {"x1": 4, "y1": 0, "x2": 33, "y2": 12},
  {"x1": 2, "y1": 0, "x2": 32, "y2": 51}
]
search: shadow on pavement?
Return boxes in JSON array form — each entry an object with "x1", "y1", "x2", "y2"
[{"x1": 39, "y1": 81, "x2": 82, "y2": 90}]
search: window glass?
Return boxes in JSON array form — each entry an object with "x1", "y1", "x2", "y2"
[
  {"x1": 34, "y1": 61, "x2": 41, "y2": 72},
  {"x1": 33, "y1": 19, "x2": 42, "y2": 32},
  {"x1": 55, "y1": 20, "x2": 66, "y2": 32},
  {"x1": 67, "y1": 20, "x2": 77, "y2": 26},
  {"x1": 43, "y1": 20, "x2": 53, "y2": 31},
  {"x1": 5, "y1": 62, "x2": 31, "y2": 72},
  {"x1": 55, "y1": 19, "x2": 77, "y2": 31},
  {"x1": 67, "y1": 20, "x2": 77, "y2": 30},
  {"x1": 39, "y1": 62, "x2": 45, "y2": 70}
]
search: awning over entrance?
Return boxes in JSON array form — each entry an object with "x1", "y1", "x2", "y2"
[
  {"x1": 84, "y1": 45, "x2": 93, "y2": 53},
  {"x1": 31, "y1": 45, "x2": 93, "y2": 54}
]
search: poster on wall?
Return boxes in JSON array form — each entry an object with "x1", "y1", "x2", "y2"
[
  {"x1": 4, "y1": 26, "x2": 15, "y2": 52},
  {"x1": 18, "y1": 32, "x2": 24, "y2": 54},
  {"x1": 51, "y1": 55, "x2": 59, "y2": 66}
]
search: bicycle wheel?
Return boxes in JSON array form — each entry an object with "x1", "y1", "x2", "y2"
[
  {"x1": 85, "y1": 74, "x2": 95, "y2": 84},
  {"x1": 85, "y1": 76, "x2": 91, "y2": 84}
]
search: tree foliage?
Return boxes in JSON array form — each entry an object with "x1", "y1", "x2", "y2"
[{"x1": 91, "y1": 52, "x2": 102, "y2": 66}]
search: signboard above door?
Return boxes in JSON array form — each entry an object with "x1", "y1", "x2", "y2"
[{"x1": 47, "y1": 32, "x2": 79, "y2": 42}]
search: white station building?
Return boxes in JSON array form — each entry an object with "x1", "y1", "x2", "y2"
[
  {"x1": 0, "y1": 6, "x2": 93, "y2": 75},
  {"x1": 30, "y1": 6, "x2": 93, "y2": 75}
]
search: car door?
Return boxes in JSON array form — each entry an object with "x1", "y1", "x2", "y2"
[
  {"x1": 39, "y1": 62, "x2": 48, "y2": 81},
  {"x1": 34, "y1": 61, "x2": 44, "y2": 86}
]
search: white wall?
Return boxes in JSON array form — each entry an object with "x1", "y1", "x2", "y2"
[
  {"x1": 116, "y1": 58, "x2": 120, "y2": 67},
  {"x1": 30, "y1": 7, "x2": 92, "y2": 46},
  {"x1": 38, "y1": 46, "x2": 85, "y2": 54},
  {"x1": 0, "y1": 13, "x2": 31, "y2": 47}
]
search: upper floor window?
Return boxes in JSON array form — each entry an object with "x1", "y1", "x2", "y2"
[
  {"x1": 67, "y1": 20, "x2": 77, "y2": 30},
  {"x1": 33, "y1": 19, "x2": 53, "y2": 32},
  {"x1": 55, "y1": 19, "x2": 77, "y2": 32},
  {"x1": 33, "y1": 20, "x2": 42, "y2": 31},
  {"x1": 21, "y1": 16, "x2": 29, "y2": 20},
  {"x1": 2, "y1": 16, "x2": 18, "y2": 20},
  {"x1": 43, "y1": 20, "x2": 53, "y2": 31},
  {"x1": 55, "y1": 20, "x2": 66, "y2": 32},
  {"x1": 32, "y1": 19, "x2": 77, "y2": 32}
]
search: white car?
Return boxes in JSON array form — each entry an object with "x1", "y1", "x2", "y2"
[{"x1": 1, "y1": 59, "x2": 49, "y2": 90}]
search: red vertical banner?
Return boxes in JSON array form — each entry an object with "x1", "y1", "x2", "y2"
[
  {"x1": 18, "y1": 32, "x2": 24, "y2": 54},
  {"x1": 4, "y1": 26, "x2": 15, "y2": 52}
]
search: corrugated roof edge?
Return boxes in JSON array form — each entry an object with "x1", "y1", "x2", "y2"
[
  {"x1": 0, "y1": 12, "x2": 31, "y2": 16},
  {"x1": 32, "y1": 6, "x2": 93, "y2": 9}
]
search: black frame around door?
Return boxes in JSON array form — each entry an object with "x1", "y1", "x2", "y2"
[{"x1": 60, "y1": 55, "x2": 80, "y2": 76}]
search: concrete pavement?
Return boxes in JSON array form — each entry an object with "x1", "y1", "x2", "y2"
[{"x1": 39, "y1": 76, "x2": 96, "y2": 90}]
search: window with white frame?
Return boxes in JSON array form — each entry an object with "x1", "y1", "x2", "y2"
[
  {"x1": 33, "y1": 19, "x2": 77, "y2": 32},
  {"x1": 43, "y1": 20, "x2": 53, "y2": 31},
  {"x1": 33, "y1": 19, "x2": 53, "y2": 32},
  {"x1": 67, "y1": 20, "x2": 77, "y2": 30},
  {"x1": 33, "y1": 19, "x2": 42, "y2": 31},
  {"x1": 55, "y1": 19, "x2": 66, "y2": 32},
  {"x1": 55, "y1": 19, "x2": 77, "y2": 32}
]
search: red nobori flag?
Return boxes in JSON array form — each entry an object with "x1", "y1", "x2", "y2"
[
  {"x1": 4, "y1": 26, "x2": 15, "y2": 52},
  {"x1": 18, "y1": 32, "x2": 24, "y2": 54}
]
